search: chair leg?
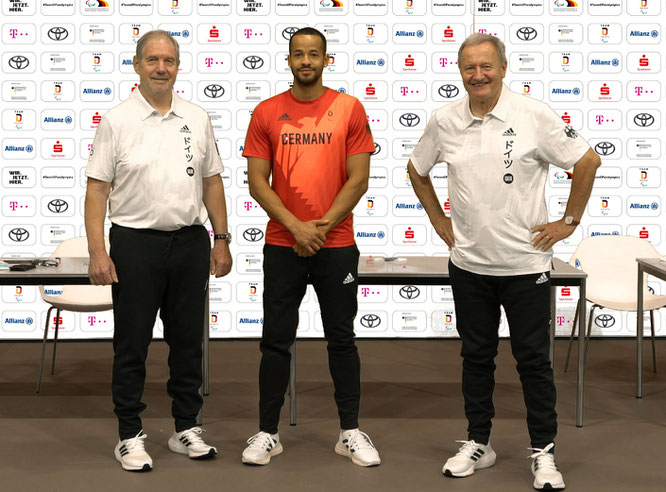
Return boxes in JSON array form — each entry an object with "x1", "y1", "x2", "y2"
[
  {"x1": 649, "y1": 310, "x2": 657, "y2": 374},
  {"x1": 584, "y1": 305, "x2": 597, "y2": 369},
  {"x1": 564, "y1": 299, "x2": 580, "y2": 372},
  {"x1": 51, "y1": 308, "x2": 61, "y2": 375},
  {"x1": 37, "y1": 306, "x2": 55, "y2": 393}
]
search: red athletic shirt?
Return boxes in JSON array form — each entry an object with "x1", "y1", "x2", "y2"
[{"x1": 243, "y1": 88, "x2": 374, "y2": 247}]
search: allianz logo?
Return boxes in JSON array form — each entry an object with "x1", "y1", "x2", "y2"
[
  {"x1": 239, "y1": 317, "x2": 263, "y2": 324},
  {"x1": 590, "y1": 231, "x2": 620, "y2": 236}
]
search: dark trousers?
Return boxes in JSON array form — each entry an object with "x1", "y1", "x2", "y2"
[
  {"x1": 259, "y1": 244, "x2": 361, "y2": 434},
  {"x1": 109, "y1": 224, "x2": 210, "y2": 440},
  {"x1": 448, "y1": 260, "x2": 557, "y2": 448}
]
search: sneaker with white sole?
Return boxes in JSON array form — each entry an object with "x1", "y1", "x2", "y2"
[
  {"x1": 114, "y1": 431, "x2": 152, "y2": 472},
  {"x1": 443, "y1": 440, "x2": 496, "y2": 477},
  {"x1": 168, "y1": 427, "x2": 217, "y2": 460},
  {"x1": 335, "y1": 429, "x2": 381, "y2": 467},
  {"x1": 242, "y1": 431, "x2": 283, "y2": 465},
  {"x1": 529, "y1": 443, "x2": 565, "y2": 490}
]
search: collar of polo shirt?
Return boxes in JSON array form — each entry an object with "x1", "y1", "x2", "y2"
[
  {"x1": 131, "y1": 87, "x2": 184, "y2": 121},
  {"x1": 461, "y1": 84, "x2": 510, "y2": 128}
]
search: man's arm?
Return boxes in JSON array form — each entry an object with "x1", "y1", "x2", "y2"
[
  {"x1": 531, "y1": 148, "x2": 602, "y2": 251},
  {"x1": 247, "y1": 157, "x2": 328, "y2": 256},
  {"x1": 84, "y1": 177, "x2": 118, "y2": 285},
  {"x1": 202, "y1": 174, "x2": 232, "y2": 277},
  {"x1": 407, "y1": 160, "x2": 454, "y2": 247},
  {"x1": 320, "y1": 152, "x2": 370, "y2": 233}
]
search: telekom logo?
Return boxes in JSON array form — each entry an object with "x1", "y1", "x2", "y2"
[{"x1": 9, "y1": 29, "x2": 18, "y2": 39}]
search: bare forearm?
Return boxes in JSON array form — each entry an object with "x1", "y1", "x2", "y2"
[
  {"x1": 84, "y1": 187, "x2": 109, "y2": 256},
  {"x1": 249, "y1": 179, "x2": 302, "y2": 232},
  {"x1": 408, "y1": 161, "x2": 445, "y2": 221},
  {"x1": 202, "y1": 175, "x2": 229, "y2": 234},
  {"x1": 564, "y1": 149, "x2": 601, "y2": 220},
  {"x1": 320, "y1": 176, "x2": 368, "y2": 232}
]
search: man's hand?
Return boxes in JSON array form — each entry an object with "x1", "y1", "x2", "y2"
[
  {"x1": 210, "y1": 241, "x2": 232, "y2": 277},
  {"x1": 433, "y1": 215, "x2": 455, "y2": 248},
  {"x1": 88, "y1": 252, "x2": 118, "y2": 285},
  {"x1": 531, "y1": 219, "x2": 576, "y2": 251},
  {"x1": 290, "y1": 219, "x2": 329, "y2": 256}
]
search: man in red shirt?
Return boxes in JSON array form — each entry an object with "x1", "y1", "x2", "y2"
[{"x1": 241, "y1": 27, "x2": 380, "y2": 467}]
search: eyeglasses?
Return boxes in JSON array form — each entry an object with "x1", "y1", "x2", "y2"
[{"x1": 31, "y1": 258, "x2": 60, "y2": 267}]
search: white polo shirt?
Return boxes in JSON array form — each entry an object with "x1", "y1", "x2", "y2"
[
  {"x1": 410, "y1": 85, "x2": 590, "y2": 276},
  {"x1": 85, "y1": 88, "x2": 223, "y2": 231}
]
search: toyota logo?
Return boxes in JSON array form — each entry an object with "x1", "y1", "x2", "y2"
[
  {"x1": 47, "y1": 27, "x2": 69, "y2": 41},
  {"x1": 516, "y1": 26, "x2": 537, "y2": 41},
  {"x1": 594, "y1": 141, "x2": 615, "y2": 156},
  {"x1": 243, "y1": 228, "x2": 264, "y2": 242},
  {"x1": 399, "y1": 113, "x2": 420, "y2": 127},
  {"x1": 8, "y1": 227, "x2": 29, "y2": 242},
  {"x1": 594, "y1": 314, "x2": 615, "y2": 328},
  {"x1": 634, "y1": 113, "x2": 654, "y2": 127},
  {"x1": 204, "y1": 84, "x2": 225, "y2": 98},
  {"x1": 47, "y1": 199, "x2": 69, "y2": 214},
  {"x1": 282, "y1": 27, "x2": 299, "y2": 40},
  {"x1": 438, "y1": 84, "x2": 459, "y2": 98},
  {"x1": 399, "y1": 285, "x2": 420, "y2": 299},
  {"x1": 372, "y1": 142, "x2": 381, "y2": 155},
  {"x1": 360, "y1": 314, "x2": 381, "y2": 328},
  {"x1": 243, "y1": 55, "x2": 264, "y2": 70},
  {"x1": 8, "y1": 55, "x2": 29, "y2": 70}
]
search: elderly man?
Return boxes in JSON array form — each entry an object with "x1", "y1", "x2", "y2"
[
  {"x1": 408, "y1": 34, "x2": 600, "y2": 490},
  {"x1": 84, "y1": 30, "x2": 232, "y2": 471}
]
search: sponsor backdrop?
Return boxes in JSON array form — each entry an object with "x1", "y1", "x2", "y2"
[{"x1": 1, "y1": 0, "x2": 664, "y2": 340}]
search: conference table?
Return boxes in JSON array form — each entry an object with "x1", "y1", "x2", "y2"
[
  {"x1": 1, "y1": 255, "x2": 588, "y2": 428},
  {"x1": 636, "y1": 257, "x2": 666, "y2": 398},
  {"x1": 288, "y1": 256, "x2": 588, "y2": 427}
]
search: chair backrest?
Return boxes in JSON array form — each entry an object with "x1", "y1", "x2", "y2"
[
  {"x1": 569, "y1": 235, "x2": 661, "y2": 305},
  {"x1": 50, "y1": 236, "x2": 109, "y2": 258}
]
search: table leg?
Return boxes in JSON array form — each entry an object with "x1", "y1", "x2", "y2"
[
  {"x1": 289, "y1": 342, "x2": 296, "y2": 426},
  {"x1": 576, "y1": 279, "x2": 586, "y2": 428},
  {"x1": 549, "y1": 285, "x2": 556, "y2": 368},
  {"x1": 637, "y1": 265, "x2": 644, "y2": 399},
  {"x1": 203, "y1": 289, "x2": 210, "y2": 396}
]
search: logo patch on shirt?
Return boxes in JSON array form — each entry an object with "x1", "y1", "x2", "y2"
[
  {"x1": 180, "y1": 124, "x2": 191, "y2": 133},
  {"x1": 536, "y1": 273, "x2": 549, "y2": 285},
  {"x1": 278, "y1": 113, "x2": 291, "y2": 121},
  {"x1": 186, "y1": 167, "x2": 195, "y2": 176},
  {"x1": 502, "y1": 127, "x2": 516, "y2": 136},
  {"x1": 503, "y1": 173, "x2": 514, "y2": 184},
  {"x1": 564, "y1": 125, "x2": 578, "y2": 139}
]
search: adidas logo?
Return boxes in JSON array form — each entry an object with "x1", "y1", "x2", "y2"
[
  {"x1": 502, "y1": 127, "x2": 516, "y2": 136},
  {"x1": 343, "y1": 273, "x2": 355, "y2": 285},
  {"x1": 536, "y1": 273, "x2": 548, "y2": 285},
  {"x1": 180, "y1": 124, "x2": 191, "y2": 133},
  {"x1": 278, "y1": 113, "x2": 291, "y2": 121}
]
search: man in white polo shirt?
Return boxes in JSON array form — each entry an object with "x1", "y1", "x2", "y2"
[
  {"x1": 408, "y1": 34, "x2": 600, "y2": 490},
  {"x1": 84, "y1": 30, "x2": 232, "y2": 472}
]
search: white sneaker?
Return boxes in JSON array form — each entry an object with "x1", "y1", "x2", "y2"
[
  {"x1": 335, "y1": 429, "x2": 381, "y2": 467},
  {"x1": 529, "y1": 443, "x2": 565, "y2": 490},
  {"x1": 114, "y1": 431, "x2": 153, "y2": 472},
  {"x1": 443, "y1": 440, "x2": 496, "y2": 477},
  {"x1": 242, "y1": 431, "x2": 283, "y2": 465},
  {"x1": 168, "y1": 427, "x2": 217, "y2": 460}
]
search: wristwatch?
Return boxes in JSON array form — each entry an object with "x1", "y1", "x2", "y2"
[
  {"x1": 214, "y1": 232, "x2": 232, "y2": 243},
  {"x1": 564, "y1": 216, "x2": 580, "y2": 227}
]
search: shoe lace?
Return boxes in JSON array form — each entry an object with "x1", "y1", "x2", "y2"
[
  {"x1": 246, "y1": 431, "x2": 276, "y2": 450},
  {"x1": 527, "y1": 443, "x2": 558, "y2": 471},
  {"x1": 181, "y1": 427, "x2": 206, "y2": 446},
  {"x1": 454, "y1": 439, "x2": 482, "y2": 458},
  {"x1": 347, "y1": 430, "x2": 376, "y2": 451},
  {"x1": 125, "y1": 431, "x2": 148, "y2": 452}
]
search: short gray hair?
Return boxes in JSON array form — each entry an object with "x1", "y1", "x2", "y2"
[
  {"x1": 457, "y1": 33, "x2": 507, "y2": 67},
  {"x1": 135, "y1": 30, "x2": 180, "y2": 62}
]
